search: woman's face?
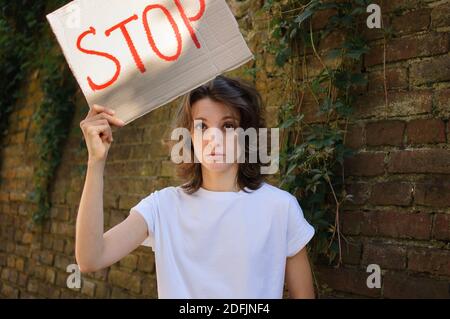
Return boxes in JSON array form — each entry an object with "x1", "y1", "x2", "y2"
[{"x1": 190, "y1": 97, "x2": 241, "y2": 173}]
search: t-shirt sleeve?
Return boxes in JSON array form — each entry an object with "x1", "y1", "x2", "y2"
[
  {"x1": 129, "y1": 191, "x2": 158, "y2": 251},
  {"x1": 286, "y1": 195, "x2": 315, "y2": 258}
]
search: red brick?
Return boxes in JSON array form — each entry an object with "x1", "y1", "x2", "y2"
[
  {"x1": 431, "y1": 3, "x2": 450, "y2": 28},
  {"x1": 391, "y1": 9, "x2": 431, "y2": 35},
  {"x1": 9, "y1": 192, "x2": 27, "y2": 202},
  {"x1": 1, "y1": 284, "x2": 19, "y2": 298},
  {"x1": 447, "y1": 121, "x2": 450, "y2": 143},
  {"x1": 414, "y1": 177, "x2": 450, "y2": 207},
  {"x1": 362, "y1": 243, "x2": 406, "y2": 270},
  {"x1": 8, "y1": 132, "x2": 26, "y2": 144},
  {"x1": 388, "y1": 149, "x2": 450, "y2": 174},
  {"x1": 0, "y1": 253, "x2": 6, "y2": 267},
  {"x1": 365, "y1": 32, "x2": 448, "y2": 67},
  {"x1": 311, "y1": 8, "x2": 336, "y2": 31},
  {"x1": 341, "y1": 240, "x2": 362, "y2": 265},
  {"x1": 92, "y1": 268, "x2": 109, "y2": 281},
  {"x1": 434, "y1": 89, "x2": 450, "y2": 117},
  {"x1": 108, "y1": 145, "x2": 133, "y2": 161},
  {"x1": 118, "y1": 194, "x2": 143, "y2": 210},
  {"x1": 108, "y1": 269, "x2": 141, "y2": 294},
  {"x1": 344, "y1": 152, "x2": 385, "y2": 176},
  {"x1": 316, "y1": 266, "x2": 381, "y2": 298},
  {"x1": 407, "y1": 248, "x2": 450, "y2": 276},
  {"x1": 368, "y1": 67, "x2": 408, "y2": 92},
  {"x1": 95, "y1": 282, "x2": 111, "y2": 298},
  {"x1": 81, "y1": 279, "x2": 96, "y2": 297},
  {"x1": 49, "y1": 206, "x2": 70, "y2": 222},
  {"x1": 410, "y1": 54, "x2": 450, "y2": 86},
  {"x1": 344, "y1": 182, "x2": 370, "y2": 205},
  {"x1": 391, "y1": 91, "x2": 433, "y2": 116},
  {"x1": 137, "y1": 253, "x2": 156, "y2": 273},
  {"x1": 383, "y1": 271, "x2": 449, "y2": 298},
  {"x1": 354, "y1": 90, "x2": 432, "y2": 119},
  {"x1": 142, "y1": 277, "x2": 157, "y2": 297},
  {"x1": 102, "y1": 192, "x2": 118, "y2": 210},
  {"x1": 114, "y1": 127, "x2": 144, "y2": 144},
  {"x1": 433, "y1": 214, "x2": 450, "y2": 241},
  {"x1": 344, "y1": 124, "x2": 364, "y2": 150},
  {"x1": 38, "y1": 251, "x2": 54, "y2": 266},
  {"x1": 341, "y1": 210, "x2": 432, "y2": 240},
  {"x1": 18, "y1": 273, "x2": 27, "y2": 287},
  {"x1": 406, "y1": 118, "x2": 446, "y2": 144},
  {"x1": 119, "y1": 254, "x2": 138, "y2": 270},
  {"x1": 0, "y1": 192, "x2": 9, "y2": 202},
  {"x1": 366, "y1": 120, "x2": 405, "y2": 146},
  {"x1": 369, "y1": 181, "x2": 412, "y2": 206},
  {"x1": 38, "y1": 282, "x2": 61, "y2": 298},
  {"x1": 341, "y1": 211, "x2": 364, "y2": 236},
  {"x1": 375, "y1": 0, "x2": 425, "y2": 13}
]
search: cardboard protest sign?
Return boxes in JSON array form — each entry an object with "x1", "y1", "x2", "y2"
[{"x1": 47, "y1": 0, "x2": 254, "y2": 125}]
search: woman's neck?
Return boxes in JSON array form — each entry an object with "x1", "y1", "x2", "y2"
[{"x1": 201, "y1": 165, "x2": 240, "y2": 192}]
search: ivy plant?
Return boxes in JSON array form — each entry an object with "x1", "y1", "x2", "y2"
[
  {"x1": 0, "y1": 0, "x2": 78, "y2": 224},
  {"x1": 261, "y1": 0, "x2": 371, "y2": 267}
]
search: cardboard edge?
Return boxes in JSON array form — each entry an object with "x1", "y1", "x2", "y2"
[
  {"x1": 46, "y1": 3, "x2": 90, "y2": 108},
  {"x1": 122, "y1": 54, "x2": 255, "y2": 127}
]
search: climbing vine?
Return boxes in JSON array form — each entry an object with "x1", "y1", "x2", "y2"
[
  {"x1": 261, "y1": 0, "x2": 371, "y2": 267},
  {"x1": 0, "y1": 0, "x2": 78, "y2": 223},
  {"x1": 0, "y1": 1, "x2": 45, "y2": 153}
]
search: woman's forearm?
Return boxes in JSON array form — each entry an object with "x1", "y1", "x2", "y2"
[{"x1": 75, "y1": 159, "x2": 106, "y2": 272}]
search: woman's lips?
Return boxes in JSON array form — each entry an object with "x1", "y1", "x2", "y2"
[{"x1": 206, "y1": 153, "x2": 225, "y2": 159}]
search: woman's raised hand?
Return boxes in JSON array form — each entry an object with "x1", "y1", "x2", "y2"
[{"x1": 79, "y1": 104, "x2": 125, "y2": 164}]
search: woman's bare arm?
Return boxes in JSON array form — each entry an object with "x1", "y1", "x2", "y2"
[
  {"x1": 285, "y1": 247, "x2": 315, "y2": 298},
  {"x1": 75, "y1": 160, "x2": 148, "y2": 272},
  {"x1": 75, "y1": 104, "x2": 148, "y2": 273}
]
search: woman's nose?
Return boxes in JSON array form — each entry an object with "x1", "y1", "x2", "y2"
[
  {"x1": 205, "y1": 127, "x2": 220, "y2": 140},
  {"x1": 204, "y1": 128, "x2": 224, "y2": 146}
]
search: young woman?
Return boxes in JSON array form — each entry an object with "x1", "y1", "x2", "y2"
[{"x1": 76, "y1": 75, "x2": 315, "y2": 299}]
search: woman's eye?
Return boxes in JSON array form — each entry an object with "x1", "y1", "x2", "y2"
[
  {"x1": 194, "y1": 123, "x2": 206, "y2": 130},
  {"x1": 224, "y1": 123, "x2": 236, "y2": 129}
]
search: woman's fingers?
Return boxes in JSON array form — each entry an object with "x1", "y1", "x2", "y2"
[
  {"x1": 88, "y1": 124, "x2": 112, "y2": 143},
  {"x1": 93, "y1": 104, "x2": 115, "y2": 116},
  {"x1": 80, "y1": 104, "x2": 123, "y2": 147},
  {"x1": 89, "y1": 119, "x2": 114, "y2": 142},
  {"x1": 86, "y1": 104, "x2": 116, "y2": 119},
  {"x1": 84, "y1": 111, "x2": 125, "y2": 128}
]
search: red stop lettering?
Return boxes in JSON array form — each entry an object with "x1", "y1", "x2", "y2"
[
  {"x1": 76, "y1": 27, "x2": 121, "y2": 91},
  {"x1": 174, "y1": 0, "x2": 205, "y2": 49},
  {"x1": 142, "y1": 4, "x2": 182, "y2": 62},
  {"x1": 105, "y1": 15, "x2": 146, "y2": 73},
  {"x1": 76, "y1": 0, "x2": 206, "y2": 92}
]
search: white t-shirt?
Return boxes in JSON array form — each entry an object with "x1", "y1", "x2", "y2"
[{"x1": 130, "y1": 181, "x2": 315, "y2": 299}]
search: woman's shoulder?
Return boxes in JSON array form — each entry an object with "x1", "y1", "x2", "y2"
[
  {"x1": 138, "y1": 185, "x2": 180, "y2": 202},
  {"x1": 252, "y1": 181, "x2": 297, "y2": 203},
  {"x1": 149, "y1": 182, "x2": 297, "y2": 203},
  {"x1": 151, "y1": 185, "x2": 180, "y2": 197}
]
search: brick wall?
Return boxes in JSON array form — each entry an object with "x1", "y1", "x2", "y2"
[
  {"x1": 316, "y1": 0, "x2": 450, "y2": 298},
  {"x1": 0, "y1": 0, "x2": 448, "y2": 298}
]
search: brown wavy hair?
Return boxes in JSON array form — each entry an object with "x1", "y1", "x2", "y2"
[{"x1": 171, "y1": 75, "x2": 269, "y2": 194}]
